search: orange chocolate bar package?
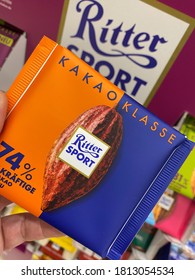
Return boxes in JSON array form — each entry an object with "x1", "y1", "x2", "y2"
[{"x1": 0, "y1": 36, "x2": 194, "y2": 259}]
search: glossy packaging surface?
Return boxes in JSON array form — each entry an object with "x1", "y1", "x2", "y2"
[{"x1": 0, "y1": 36, "x2": 194, "y2": 259}]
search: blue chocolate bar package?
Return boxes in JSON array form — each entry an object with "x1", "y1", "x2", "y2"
[{"x1": 0, "y1": 36, "x2": 194, "y2": 259}]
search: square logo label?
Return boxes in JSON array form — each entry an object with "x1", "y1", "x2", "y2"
[{"x1": 58, "y1": 126, "x2": 110, "y2": 178}]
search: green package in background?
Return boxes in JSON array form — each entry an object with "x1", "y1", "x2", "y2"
[
  {"x1": 169, "y1": 114, "x2": 195, "y2": 199},
  {"x1": 132, "y1": 223, "x2": 157, "y2": 252}
]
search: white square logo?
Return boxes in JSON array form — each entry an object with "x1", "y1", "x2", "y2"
[{"x1": 58, "y1": 126, "x2": 110, "y2": 178}]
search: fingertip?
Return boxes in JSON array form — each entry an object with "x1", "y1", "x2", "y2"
[
  {"x1": 0, "y1": 90, "x2": 8, "y2": 132},
  {"x1": 0, "y1": 90, "x2": 8, "y2": 107}
]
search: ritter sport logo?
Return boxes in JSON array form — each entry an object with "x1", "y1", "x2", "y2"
[
  {"x1": 58, "y1": 126, "x2": 110, "y2": 178},
  {"x1": 61, "y1": 0, "x2": 191, "y2": 104}
]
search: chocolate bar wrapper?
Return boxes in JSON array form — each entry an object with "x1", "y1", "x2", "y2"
[{"x1": 0, "y1": 36, "x2": 194, "y2": 259}]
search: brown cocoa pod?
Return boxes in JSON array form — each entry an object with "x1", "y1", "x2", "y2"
[{"x1": 41, "y1": 105, "x2": 123, "y2": 211}]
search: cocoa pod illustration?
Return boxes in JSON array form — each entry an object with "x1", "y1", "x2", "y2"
[{"x1": 41, "y1": 105, "x2": 123, "y2": 211}]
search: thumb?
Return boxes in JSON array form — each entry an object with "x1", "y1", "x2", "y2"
[{"x1": 0, "y1": 91, "x2": 8, "y2": 133}]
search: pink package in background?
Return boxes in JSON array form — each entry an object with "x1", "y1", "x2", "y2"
[{"x1": 154, "y1": 194, "x2": 195, "y2": 240}]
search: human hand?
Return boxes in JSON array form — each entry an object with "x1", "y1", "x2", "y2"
[{"x1": 0, "y1": 91, "x2": 63, "y2": 255}]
